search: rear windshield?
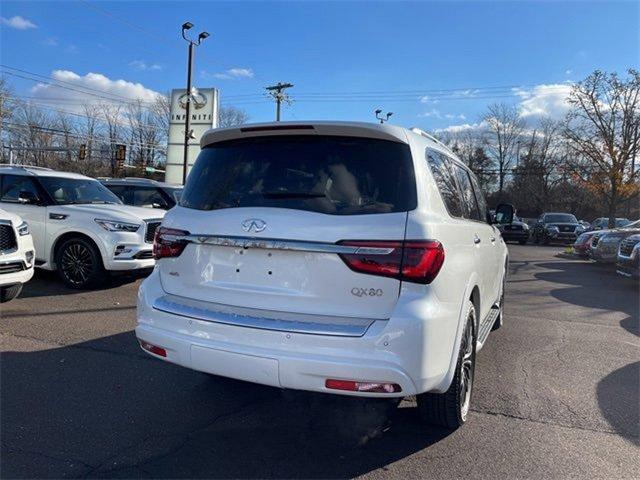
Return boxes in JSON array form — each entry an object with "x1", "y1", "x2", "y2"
[
  {"x1": 545, "y1": 214, "x2": 578, "y2": 223},
  {"x1": 180, "y1": 135, "x2": 417, "y2": 215}
]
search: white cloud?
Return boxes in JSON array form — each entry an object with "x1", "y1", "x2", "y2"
[
  {"x1": 419, "y1": 95, "x2": 440, "y2": 104},
  {"x1": 129, "y1": 60, "x2": 163, "y2": 71},
  {"x1": 513, "y1": 83, "x2": 572, "y2": 119},
  {"x1": 445, "y1": 113, "x2": 466, "y2": 120},
  {"x1": 44, "y1": 37, "x2": 59, "y2": 47},
  {"x1": 1, "y1": 15, "x2": 37, "y2": 30},
  {"x1": 209, "y1": 67, "x2": 254, "y2": 80},
  {"x1": 565, "y1": 69, "x2": 572, "y2": 75},
  {"x1": 435, "y1": 122, "x2": 485, "y2": 134},
  {"x1": 31, "y1": 70, "x2": 162, "y2": 113},
  {"x1": 418, "y1": 108, "x2": 442, "y2": 119}
]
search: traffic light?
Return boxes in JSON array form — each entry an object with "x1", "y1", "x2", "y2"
[
  {"x1": 115, "y1": 144, "x2": 126, "y2": 172},
  {"x1": 78, "y1": 144, "x2": 87, "y2": 160}
]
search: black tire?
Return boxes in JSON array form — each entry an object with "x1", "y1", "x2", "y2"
[
  {"x1": 542, "y1": 234, "x2": 550, "y2": 245},
  {"x1": 533, "y1": 232, "x2": 540, "y2": 244},
  {"x1": 417, "y1": 301, "x2": 476, "y2": 429},
  {"x1": 55, "y1": 237, "x2": 106, "y2": 289},
  {"x1": 0, "y1": 283, "x2": 23, "y2": 303},
  {"x1": 518, "y1": 239, "x2": 527, "y2": 245}
]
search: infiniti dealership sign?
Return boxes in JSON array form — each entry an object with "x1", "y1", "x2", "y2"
[{"x1": 166, "y1": 88, "x2": 219, "y2": 184}]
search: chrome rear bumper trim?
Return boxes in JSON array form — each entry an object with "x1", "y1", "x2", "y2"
[
  {"x1": 152, "y1": 294, "x2": 379, "y2": 337},
  {"x1": 165, "y1": 234, "x2": 395, "y2": 255}
]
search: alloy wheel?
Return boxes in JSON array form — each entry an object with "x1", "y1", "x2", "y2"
[
  {"x1": 61, "y1": 243, "x2": 93, "y2": 286},
  {"x1": 459, "y1": 313, "x2": 475, "y2": 421}
]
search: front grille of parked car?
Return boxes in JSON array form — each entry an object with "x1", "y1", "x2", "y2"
[
  {"x1": 0, "y1": 224, "x2": 17, "y2": 252},
  {"x1": 559, "y1": 225, "x2": 575, "y2": 232},
  {"x1": 619, "y1": 238, "x2": 638, "y2": 257},
  {"x1": 145, "y1": 221, "x2": 161, "y2": 243},
  {"x1": 592, "y1": 236, "x2": 600, "y2": 248},
  {"x1": 0, "y1": 260, "x2": 25, "y2": 274}
]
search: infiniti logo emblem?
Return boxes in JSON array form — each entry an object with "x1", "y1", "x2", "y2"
[{"x1": 242, "y1": 218, "x2": 267, "y2": 233}]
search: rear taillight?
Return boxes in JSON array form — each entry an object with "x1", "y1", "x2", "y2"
[
  {"x1": 325, "y1": 379, "x2": 402, "y2": 393},
  {"x1": 337, "y1": 240, "x2": 445, "y2": 284},
  {"x1": 153, "y1": 227, "x2": 189, "y2": 260}
]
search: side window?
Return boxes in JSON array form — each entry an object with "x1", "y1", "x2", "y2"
[
  {"x1": 451, "y1": 162, "x2": 482, "y2": 221},
  {"x1": 132, "y1": 187, "x2": 169, "y2": 209},
  {"x1": 426, "y1": 150, "x2": 463, "y2": 217},
  {"x1": 0, "y1": 175, "x2": 43, "y2": 204},
  {"x1": 469, "y1": 172, "x2": 488, "y2": 222},
  {"x1": 106, "y1": 185, "x2": 130, "y2": 204}
]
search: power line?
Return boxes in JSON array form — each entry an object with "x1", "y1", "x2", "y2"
[
  {"x1": 0, "y1": 65, "x2": 155, "y2": 104},
  {"x1": 2, "y1": 121, "x2": 167, "y2": 150}
]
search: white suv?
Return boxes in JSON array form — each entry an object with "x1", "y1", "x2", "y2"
[
  {"x1": 136, "y1": 122, "x2": 512, "y2": 429},
  {"x1": 0, "y1": 166, "x2": 165, "y2": 289},
  {"x1": 0, "y1": 208, "x2": 35, "y2": 302}
]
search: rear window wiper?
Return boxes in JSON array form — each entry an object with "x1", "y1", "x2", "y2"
[{"x1": 262, "y1": 191, "x2": 326, "y2": 199}]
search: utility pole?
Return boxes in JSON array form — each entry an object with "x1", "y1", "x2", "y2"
[
  {"x1": 266, "y1": 83, "x2": 294, "y2": 121},
  {"x1": 181, "y1": 22, "x2": 210, "y2": 185}
]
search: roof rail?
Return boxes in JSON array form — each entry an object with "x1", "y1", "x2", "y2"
[
  {"x1": 409, "y1": 128, "x2": 455, "y2": 154},
  {"x1": 0, "y1": 163, "x2": 53, "y2": 171}
]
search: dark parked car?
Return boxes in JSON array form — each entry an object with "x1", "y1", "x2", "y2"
[
  {"x1": 616, "y1": 234, "x2": 640, "y2": 280},
  {"x1": 531, "y1": 212, "x2": 584, "y2": 245},
  {"x1": 496, "y1": 216, "x2": 530, "y2": 244},
  {"x1": 100, "y1": 178, "x2": 182, "y2": 210}
]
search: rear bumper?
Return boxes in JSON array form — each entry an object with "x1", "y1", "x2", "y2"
[
  {"x1": 501, "y1": 230, "x2": 529, "y2": 241},
  {"x1": 136, "y1": 269, "x2": 462, "y2": 397}
]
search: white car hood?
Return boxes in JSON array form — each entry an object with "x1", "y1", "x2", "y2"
[
  {"x1": 50, "y1": 204, "x2": 165, "y2": 222},
  {"x1": 0, "y1": 208, "x2": 24, "y2": 225}
]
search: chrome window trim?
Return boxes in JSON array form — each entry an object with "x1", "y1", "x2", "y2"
[
  {"x1": 152, "y1": 294, "x2": 379, "y2": 337},
  {"x1": 164, "y1": 234, "x2": 396, "y2": 255}
]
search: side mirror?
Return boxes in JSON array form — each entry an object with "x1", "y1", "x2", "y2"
[
  {"x1": 493, "y1": 203, "x2": 514, "y2": 225},
  {"x1": 18, "y1": 190, "x2": 39, "y2": 205}
]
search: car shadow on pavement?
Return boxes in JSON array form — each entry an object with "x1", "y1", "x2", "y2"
[
  {"x1": 18, "y1": 269, "x2": 148, "y2": 299},
  {"x1": 596, "y1": 362, "x2": 639, "y2": 446},
  {"x1": 533, "y1": 261, "x2": 639, "y2": 445},
  {"x1": 1, "y1": 331, "x2": 451, "y2": 479}
]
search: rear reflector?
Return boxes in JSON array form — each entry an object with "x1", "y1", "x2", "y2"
[
  {"x1": 153, "y1": 227, "x2": 189, "y2": 260},
  {"x1": 325, "y1": 379, "x2": 402, "y2": 393},
  {"x1": 337, "y1": 240, "x2": 445, "y2": 284},
  {"x1": 139, "y1": 340, "x2": 167, "y2": 357}
]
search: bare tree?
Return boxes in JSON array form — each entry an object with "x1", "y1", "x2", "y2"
[
  {"x1": 100, "y1": 103, "x2": 123, "y2": 175},
  {"x1": 219, "y1": 106, "x2": 249, "y2": 128},
  {"x1": 564, "y1": 69, "x2": 640, "y2": 227},
  {"x1": 482, "y1": 103, "x2": 526, "y2": 199}
]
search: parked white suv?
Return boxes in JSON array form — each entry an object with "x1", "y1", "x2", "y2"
[
  {"x1": 0, "y1": 166, "x2": 165, "y2": 289},
  {"x1": 136, "y1": 122, "x2": 512, "y2": 429},
  {"x1": 0, "y1": 208, "x2": 35, "y2": 302}
]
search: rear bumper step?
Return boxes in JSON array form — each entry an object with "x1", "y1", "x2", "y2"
[{"x1": 152, "y1": 294, "x2": 379, "y2": 337}]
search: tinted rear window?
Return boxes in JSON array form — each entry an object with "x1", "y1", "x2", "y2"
[{"x1": 180, "y1": 135, "x2": 417, "y2": 215}]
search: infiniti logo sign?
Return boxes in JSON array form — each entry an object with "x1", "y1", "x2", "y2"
[{"x1": 242, "y1": 218, "x2": 267, "y2": 233}]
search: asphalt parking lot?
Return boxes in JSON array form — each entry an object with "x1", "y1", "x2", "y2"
[{"x1": 1, "y1": 244, "x2": 638, "y2": 479}]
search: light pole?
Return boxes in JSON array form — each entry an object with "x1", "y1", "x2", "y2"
[{"x1": 181, "y1": 22, "x2": 209, "y2": 185}]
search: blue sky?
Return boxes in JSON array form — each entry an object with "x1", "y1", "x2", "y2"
[{"x1": 1, "y1": 1, "x2": 638, "y2": 131}]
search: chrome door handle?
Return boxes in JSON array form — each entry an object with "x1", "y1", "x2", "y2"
[{"x1": 474, "y1": 235, "x2": 481, "y2": 244}]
